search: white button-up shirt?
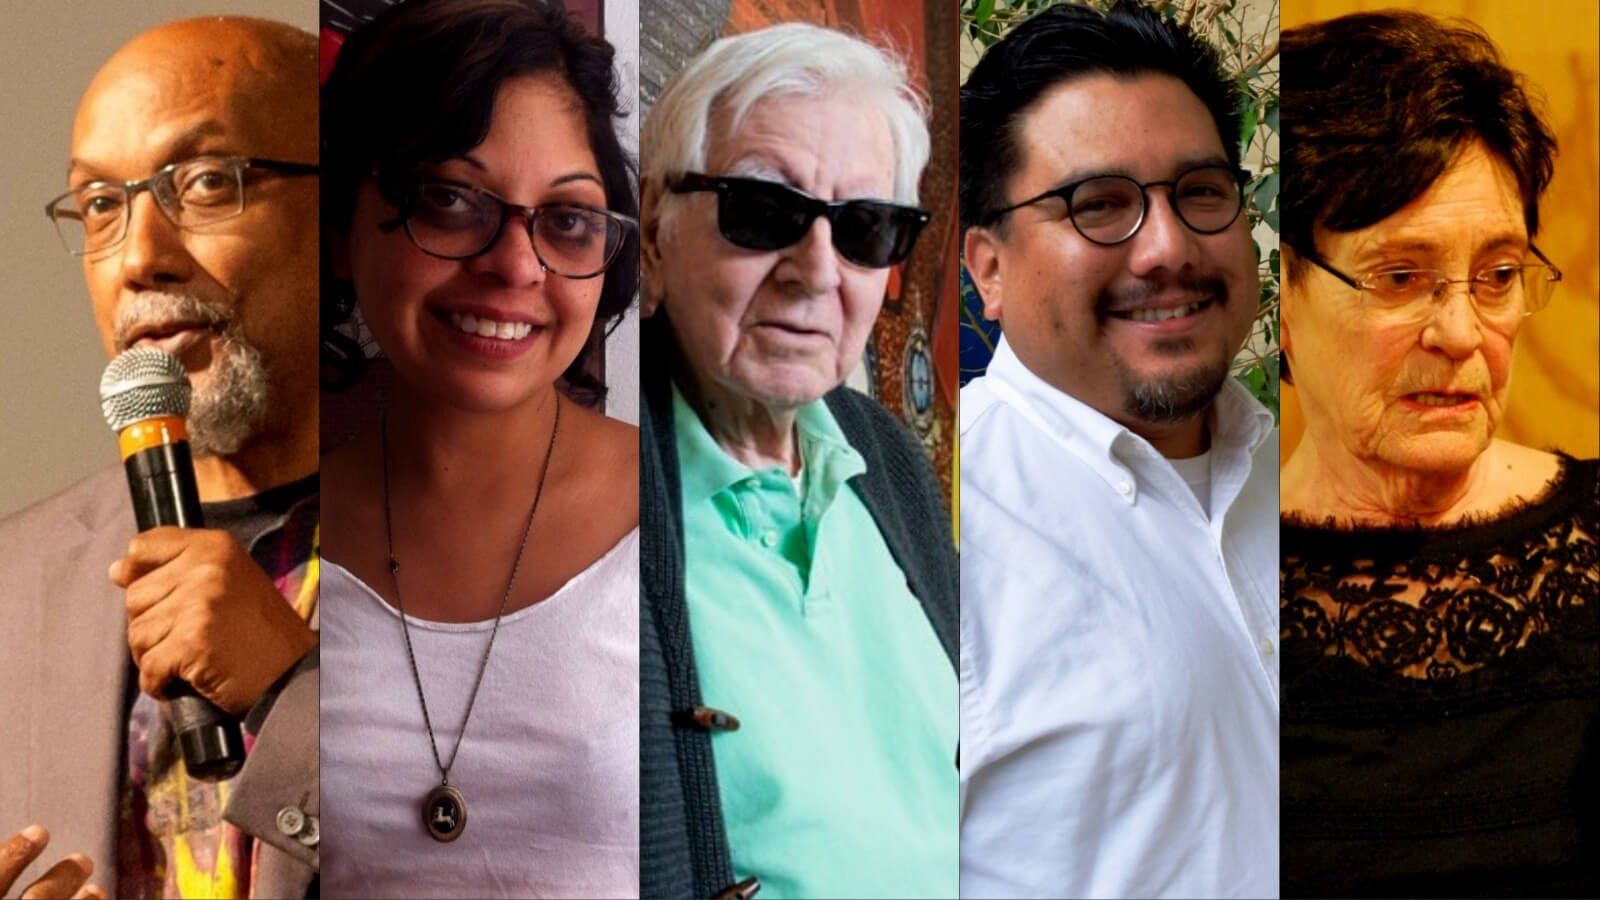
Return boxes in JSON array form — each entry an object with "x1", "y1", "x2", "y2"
[{"x1": 959, "y1": 337, "x2": 1280, "y2": 899}]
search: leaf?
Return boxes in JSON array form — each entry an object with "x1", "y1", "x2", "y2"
[
  {"x1": 1251, "y1": 170, "x2": 1279, "y2": 215},
  {"x1": 1238, "y1": 105, "x2": 1257, "y2": 158},
  {"x1": 1270, "y1": 248, "x2": 1280, "y2": 277},
  {"x1": 1262, "y1": 208, "x2": 1279, "y2": 232},
  {"x1": 1264, "y1": 97, "x2": 1279, "y2": 135},
  {"x1": 974, "y1": 0, "x2": 995, "y2": 29}
]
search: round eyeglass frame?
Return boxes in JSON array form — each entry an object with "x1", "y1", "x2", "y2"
[
  {"x1": 986, "y1": 164, "x2": 1251, "y2": 246},
  {"x1": 396, "y1": 179, "x2": 638, "y2": 280}
]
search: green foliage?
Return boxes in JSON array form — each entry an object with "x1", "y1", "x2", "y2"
[{"x1": 959, "y1": 0, "x2": 1281, "y2": 421}]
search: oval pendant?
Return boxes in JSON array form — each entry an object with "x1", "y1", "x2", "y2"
[{"x1": 423, "y1": 783, "x2": 467, "y2": 842}]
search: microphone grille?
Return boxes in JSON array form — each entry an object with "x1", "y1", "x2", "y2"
[{"x1": 99, "y1": 347, "x2": 191, "y2": 432}]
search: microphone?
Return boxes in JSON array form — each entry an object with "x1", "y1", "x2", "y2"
[{"x1": 100, "y1": 347, "x2": 245, "y2": 782}]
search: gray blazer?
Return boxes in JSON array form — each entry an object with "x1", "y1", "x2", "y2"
[{"x1": 0, "y1": 467, "x2": 319, "y2": 899}]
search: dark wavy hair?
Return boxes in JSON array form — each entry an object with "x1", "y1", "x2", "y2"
[
  {"x1": 959, "y1": 0, "x2": 1243, "y2": 235},
  {"x1": 320, "y1": 0, "x2": 639, "y2": 396},
  {"x1": 1279, "y1": 10, "x2": 1556, "y2": 382}
]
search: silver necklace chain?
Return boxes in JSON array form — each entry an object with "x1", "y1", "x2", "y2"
[{"x1": 381, "y1": 394, "x2": 561, "y2": 786}]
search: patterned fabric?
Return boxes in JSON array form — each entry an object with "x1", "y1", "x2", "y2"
[
  {"x1": 1282, "y1": 456, "x2": 1597, "y2": 679},
  {"x1": 1280, "y1": 457, "x2": 1599, "y2": 897},
  {"x1": 117, "y1": 477, "x2": 320, "y2": 900}
]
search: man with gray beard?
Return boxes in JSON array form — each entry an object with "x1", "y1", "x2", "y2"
[
  {"x1": 112, "y1": 292, "x2": 273, "y2": 458},
  {"x1": 0, "y1": 16, "x2": 320, "y2": 900},
  {"x1": 956, "y1": 3, "x2": 1280, "y2": 898}
]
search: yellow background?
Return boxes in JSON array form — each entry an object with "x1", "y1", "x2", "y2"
[{"x1": 1280, "y1": 0, "x2": 1600, "y2": 464}]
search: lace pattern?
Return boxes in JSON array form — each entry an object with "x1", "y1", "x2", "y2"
[{"x1": 1281, "y1": 456, "x2": 1599, "y2": 679}]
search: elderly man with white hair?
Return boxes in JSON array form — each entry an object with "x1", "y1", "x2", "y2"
[{"x1": 638, "y1": 22, "x2": 957, "y2": 900}]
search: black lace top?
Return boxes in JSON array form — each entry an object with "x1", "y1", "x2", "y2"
[{"x1": 1281, "y1": 455, "x2": 1599, "y2": 898}]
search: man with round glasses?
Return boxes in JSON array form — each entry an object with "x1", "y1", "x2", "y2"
[
  {"x1": 958, "y1": 2, "x2": 1279, "y2": 898},
  {"x1": 2, "y1": 16, "x2": 320, "y2": 900},
  {"x1": 637, "y1": 22, "x2": 957, "y2": 900}
]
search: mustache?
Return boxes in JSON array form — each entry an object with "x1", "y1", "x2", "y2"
[
  {"x1": 113, "y1": 292, "x2": 233, "y2": 352},
  {"x1": 1095, "y1": 272, "x2": 1230, "y2": 318}
]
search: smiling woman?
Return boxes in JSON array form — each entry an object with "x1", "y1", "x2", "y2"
[{"x1": 315, "y1": 1, "x2": 641, "y2": 897}]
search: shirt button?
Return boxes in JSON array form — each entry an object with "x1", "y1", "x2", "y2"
[
  {"x1": 296, "y1": 815, "x2": 320, "y2": 847},
  {"x1": 1117, "y1": 480, "x2": 1133, "y2": 496},
  {"x1": 677, "y1": 705, "x2": 741, "y2": 732},
  {"x1": 713, "y1": 876, "x2": 761, "y2": 899},
  {"x1": 760, "y1": 531, "x2": 778, "y2": 548},
  {"x1": 275, "y1": 806, "x2": 306, "y2": 838},
  {"x1": 1259, "y1": 637, "x2": 1275, "y2": 656}
]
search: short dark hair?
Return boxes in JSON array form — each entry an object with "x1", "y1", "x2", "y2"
[
  {"x1": 959, "y1": 0, "x2": 1243, "y2": 235},
  {"x1": 320, "y1": 0, "x2": 639, "y2": 395},
  {"x1": 1281, "y1": 11, "x2": 1556, "y2": 267}
]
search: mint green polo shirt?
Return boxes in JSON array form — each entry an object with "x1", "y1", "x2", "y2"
[{"x1": 673, "y1": 383, "x2": 958, "y2": 899}]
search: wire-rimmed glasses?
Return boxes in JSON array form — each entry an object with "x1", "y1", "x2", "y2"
[
  {"x1": 45, "y1": 156, "x2": 319, "y2": 256},
  {"x1": 1296, "y1": 244, "x2": 1562, "y2": 326},
  {"x1": 985, "y1": 164, "x2": 1250, "y2": 245},
  {"x1": 397, "y1": 178, "x2": 637, "y2": 279}
]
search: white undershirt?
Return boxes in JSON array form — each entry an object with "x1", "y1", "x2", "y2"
[
  {"x1": 319, "y1": 530, "x2": 640, "y2": 899},
  {"x1": 1168, "y1": 448, "x2": 1214, "y2": 518}
]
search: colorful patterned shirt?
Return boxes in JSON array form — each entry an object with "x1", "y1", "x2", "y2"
[{"x1": 116, "y1": 475, "x2": 319, "y2": 900}]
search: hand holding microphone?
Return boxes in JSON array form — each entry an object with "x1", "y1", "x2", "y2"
[{"x1": 99, "y1": 348, "x2": 314, "y2": 781}]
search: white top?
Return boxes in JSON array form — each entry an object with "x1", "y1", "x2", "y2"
[
  {"x1": 1168, "y1": 448, "x2": 1213, "y2": 518},
  {"x1": 320, "y1": 529, "x2": 640, "y2": 900},
  {"x1": 958, "y1": 338, "x2": 1280, "y2": 899}
]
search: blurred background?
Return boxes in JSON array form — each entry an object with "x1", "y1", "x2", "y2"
[
  {"x1": 318, "y1": 0, "x2": 641, "y2": 453},
  {"x1": 0, "y1": 1, "x2": 319, "y2": 519},
  {"x1": 958, "y1": 0, "x2": 1283, "y2": 418},
  {"x1": 1280, "y1": 0, "x2": 1600, "y2": 463}
]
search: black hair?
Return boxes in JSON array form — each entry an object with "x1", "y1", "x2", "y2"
[
  {"x1": 1278, "y1": 10, "x2": 1555, "y2": 384},
  {"x1": 959, "y1": 0, "x2": 1243, "y2": 235},
  {"x1": 320, "y1": 0, "x2": 639, "y2": 396},
  {"x1": 1281, "y1": 11, "x2": 1555, "y2": 268}
]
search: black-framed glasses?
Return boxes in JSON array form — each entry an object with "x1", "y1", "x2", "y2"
[
  {"x1": 45, "y1": 156, "x2": 319, "y2": 256},
  {"x1": 1295, "y1": 243, "x2": 1562, "y2": 325},
  {"x1": 396, "y1": 178, "x2": 637, "y2": 279},
  {"x1": 668, "y1": 172, "x2": 931, "y2": 269},
  {"x1": 987, "y1": 164, "x2": 1249, "y2": 246}
]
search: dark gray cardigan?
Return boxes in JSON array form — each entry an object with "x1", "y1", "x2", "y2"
[{"x1": 639, "y1": 314, "x2": 959, "y2": 899}]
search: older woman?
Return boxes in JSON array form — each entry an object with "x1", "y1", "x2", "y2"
[
  {"x1": 1279, "y1": 11, "x2": 1598, "y2": 898},
  {"x1": 638, "y1": 23, "x2": 956, "y2": 900}
]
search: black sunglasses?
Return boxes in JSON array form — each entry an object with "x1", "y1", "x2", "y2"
[{"x1": 668, "y1": 172, "x2": 930, "y2": 268}]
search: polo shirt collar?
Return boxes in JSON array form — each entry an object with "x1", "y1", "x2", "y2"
[{"x1": 671, "y1": 380, "x2": 866, "y2": 507}]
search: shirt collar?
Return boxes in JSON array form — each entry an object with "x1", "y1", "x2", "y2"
[
  {"x1": 984, "y1": 335, "x2": 1274, "y2": 503},
  {"x1": 671, "y1": 380, "x2": 866, "y2": 507}
]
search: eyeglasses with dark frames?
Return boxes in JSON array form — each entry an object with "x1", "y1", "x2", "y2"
[
  {"x1": 1294, "y1": 243, "x2": 1562, "y2": 324},
  {"x1": 395, "y1": 178, "x2": 637, "y2": 279},
  {"x1": 668, "y1": 172, "x2": 931, "y2": 269},
  {"x1": 45, "y1": 156, "x2": 319, "y2": 256},
  {"x1": 985, "y1": 164, "x2": 1250, "y2": 246}
]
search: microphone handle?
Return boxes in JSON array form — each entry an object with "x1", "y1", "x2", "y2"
[{"x1": 124, "y1": 442, "x2": 246, "y2": 782}]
